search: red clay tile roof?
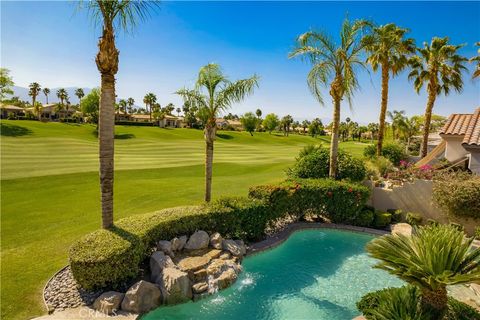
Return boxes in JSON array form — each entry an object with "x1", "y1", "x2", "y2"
[
  {"x1": 462, "y1": 108, "x2": 480, "y2": 146},
  {"x1": 440, "y1": 107, "x2": 480, "y2": 146}
]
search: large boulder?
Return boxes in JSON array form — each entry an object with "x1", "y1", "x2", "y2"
[
  {"x1": 171, "y1": 235, "x2": 187, "y2": 251},
  {"x1": 93, "y1": 291, "x2": 124, "y2": 315},
  {"x1": 158, "y1": 267, "x2": 192, "y2": 304},
  {"x1": 209, "y1": 232, "x2": 223, "y2": 249},
  {"x1": 150, "y1": 251, "x2": 175, "y2": 282},
  {"x1": 184, "y1": 231, "x2": 210, "y2": 250},
  {"x1": 158, "y1": 240, "x2": 173, "y2": 257},
  {"x1": 121, "y1": 280, "x2": 162, "y2": 314},
  {"x1": 177, "y1": 256, "x2": 210, "y2": 274},
  {"x1": 222, "y1": 239, "x2": 246, "y2": 256}
]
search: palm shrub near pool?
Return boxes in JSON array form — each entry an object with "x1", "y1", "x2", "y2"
[
  {"x1": 365, "y1": 224, "x2": 480, "y2": 318},
  {"x1": 287, "y1": 145, "x2": 366, "y2": 181},
  {"x1": 248, "y1": 178, "x2": 370, "y2": 223}
]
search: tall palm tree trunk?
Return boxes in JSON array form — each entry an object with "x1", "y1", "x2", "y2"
[
  {"x1": 421, "y1": 87, "x2": 436, "y2": 158},
  {"x1": 96, "y1": 23, "x2": 118, "y2": 229},
  {"x1": 377, "y1": 63, "x2": 389, "y2": 156},
  {"x1": 204, "y1": 122, "x2": 216, "y2": 202},
  {"x1": 421, "y1": 287, "x2": 448, "y2": 318},
  {"x1": 329, "y1": 98, "x2": 341, "y2": 179}
]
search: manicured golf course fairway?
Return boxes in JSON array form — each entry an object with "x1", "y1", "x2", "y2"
[{"x1": 0, "y1": 120, "x2": 369, "y2": 319}]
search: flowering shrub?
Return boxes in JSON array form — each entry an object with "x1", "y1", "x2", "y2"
[{"x1": 386, "y1": 163, "x2": 435, "y2": 182}]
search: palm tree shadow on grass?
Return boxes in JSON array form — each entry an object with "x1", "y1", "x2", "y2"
[
  {"x1": 0, "y1": 123, "x2": 33, "y2": 137},
  {"x1": 91, "y1": 130, "x2": 135, "y2": 140},
  {"x1": 216, "y1": 133, "x2": 234, "y2": 140}
]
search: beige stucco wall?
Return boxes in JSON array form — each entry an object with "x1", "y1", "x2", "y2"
[
  {"x1": 444, "y1": 135, "x2": 468, "y2": 162},
  {"x1": 365, "y1": 180, "x2": 479, "y2": 236},
  {"x1": 468, "y1": 150, "x2": 480, "y2": 175}
]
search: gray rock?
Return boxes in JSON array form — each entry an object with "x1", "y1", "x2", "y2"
[
  {"x1": 158, "y1": 240, "x2": 174, "y2": 257},
  {"x1": 171, "y1": 235, "x2": 187, "y2": 251},
  {"x1": 158, "y1": 267, "x2": 192, "y2": 304},
  {"x1": 93, "y1": 291, "x2": 124, "y2": 315},
  {"x1": 184, "y1": 230, "x2": 209, "y2": 250},
  {"x1": 209, "y1": 232, "x2": 223, "y2": 249},
  {"x1": 222, "y1": 239, "x2": 246, "y2": 256},
  {"x1": 150, "y1": 251, "x2": 175, "y2": 282},
  {"x1": 121, "y1": 280, "x2": 162, "y2": 314},
  {"x1": 235, "y1": 240, "x2": 247, "y2": 255}
]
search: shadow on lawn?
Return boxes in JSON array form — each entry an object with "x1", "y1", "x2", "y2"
[
  {"x1": 90, "y1": 130, "x2": 135, "y2": 140},
  {"x1": 0, "y1": 123, "x2": 33, "y2": 137},
  {"x1": 217, "y1": 133, "x2": 234, "y2": 140}
]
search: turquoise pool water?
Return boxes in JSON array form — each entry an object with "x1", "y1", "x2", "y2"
[{"x1": 143, "y1": 229, "x2": 402, "y2": 320}]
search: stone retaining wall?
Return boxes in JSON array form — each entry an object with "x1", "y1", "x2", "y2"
[{"x1": 365, "y1": 179, "x2": 479, "y2": 235}]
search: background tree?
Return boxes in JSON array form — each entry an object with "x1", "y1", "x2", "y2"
[
  {"x1": 263, "y1": 113, "x2": 279, "y2": 134},
  {"x1": 75, "y1": 88, "x2": 85, "y2": 110},
  {"x1": 398, "y1": 115, "x2": 421, "y2": 150},
  {"x1": 164, "y1": 102, "x2": 175, "y2": 115},
  {"x1": 290, "y1": 18, "x2": 370, "y2": 178},
  {"x1": 118, "y1": 99, "x2": 127, "y2": 114},
  {"x1": 42, "y1": 87, "x2": 50, "y2": 104},
  {"x1": 367, "y1": 122, "x2": 379, "y2": 142},
  {"x1": 56, "y1": 88, "x2": 67, "y2": 107},
  {"x1": 81, "y1": 0, "x2": 159, "y2": 228},
  {"x1": 363, "y1": 23, "x2": 415, "y2": 156},
  {"x1": 176, "y1": 63, "x2": 258, "y2": 202},
  {"x1": 126, "y1": 97, "x2": 134, "y2": 114},
  {"x1": 408, "y1": 37, "x2": 467, "y2": 157},
  {"x1": 176, "y1": 107, "x2": 181, "y2": 116},
  {"x1": 255, "y1": 108, "x2": 262, "y2": 119},
  {"x1": 387, "y1": 109, "x2": 406, "y2": 140},
  {"x1": 29, "y1": 82, "x2": 42, "y2": 120},
  {"x1": 301, "y1": 120, "x2": 311, "y2": 134},
  {"x1": 240, "y1": 112, "x2": 259, "y2": 136},
  {"x1": 281, "y1": 114, "x2": 293, "y2": 136},
  {"x1": 143, "y1": 92, "x2": 157, "y2": 121},
  {"x1": 0, "y1": 68, "x2": 14, "y2": 101},
  {"x1": 81, "y1": 88, "x2": 100, "y2": 124},
  {"x1": 308, "y1": 118, "x2": 324, "y2": 137}
]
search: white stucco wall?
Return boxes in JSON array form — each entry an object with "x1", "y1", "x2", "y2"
[
  {"x1": 468, "y1": 150, "x2": 480, "y2": 174},
  {"x1": 443, "y1": 135, "x2": 468, "y2": 161},
  {"x1": 365, "y1": 180, "x2": 479, "y2": 235}
]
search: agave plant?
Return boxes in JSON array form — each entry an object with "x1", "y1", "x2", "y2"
[{"x1": 366, "y1": 224, "x2": 480, "y2": 317}]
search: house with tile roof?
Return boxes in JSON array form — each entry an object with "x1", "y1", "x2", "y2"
[{"x1": 439, "y1": 107, "x2": 480, "y2": 174}]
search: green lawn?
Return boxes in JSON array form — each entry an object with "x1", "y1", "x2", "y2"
[{"x1": 0, "y1": 120, "x2": 370, "y2": 319}]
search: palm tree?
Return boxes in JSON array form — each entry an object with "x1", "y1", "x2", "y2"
[
  {"x1": 408, "y1": 37, "x2": 467, "y2": 158},
  {"x1": 363, "y1": 23, "x2": 415, "y2": 156},
  {"x1": 43, "y1": 87, "x2": 50, "y2": 104},
  {"x1": 75, "y1": 88, "x2": 85, "y2": 110},
  {"x1": 397, "y1": 116, "x2": 421, "y2": 151},
  {"x1": 289, "y1": 18, "x2": 370, "y2": 178},
  {"x1": 143, "y1": 93, "x2": 156, "y2": 121},
  {"x1": 80, "y1": 0, "x2": 158, "y2": 229},
  {"x1": 367, "y1": 122, "x2": 379, "y2": 142},
  {"x1": 470, "y1": 42, "x2": 480, "y2": 79},
  {"x1": 29, "y1": 82, "x2": 41, "y2": 120},
  {"x1": 56, "y1": 88, "x2": 67, "y2": 106},
  {"x1": 301, "y1": 120, "x2": 310, "y2": 134},
  {"x1": 387, "y1": 109, "x2": 406, "y2": 140},
  {"x1": 255, "y1": 108, "x2": 262, "y2": 119},
  {"x1": 176, "y1": 63, "x2": 258, "y2": 202},
  {"x1": 281, "y1": 115, "x2": 293, "y2": 136},
  {"x1": 366, "y1": 224, "x2": 480, "y2": 318},
  {"x1": 176, "y1": 107, "x2": 181, "y2": 116},
  {"x1": 126, "y1": 97, "x2": 134, "y2": 115}
]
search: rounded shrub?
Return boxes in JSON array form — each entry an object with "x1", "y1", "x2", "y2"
[
  {"x1": 387, "y1": 209, "x2": 403, "y2": 223},
  {"x1": 406, "y1": 212, "x2": 423, "y2": 226},
  {"x1": 353, "y1": 208, "x2": 375, "y2": 227},
  {"x1": 288, "y1": 145, "x2": 366, "y2": 181},
  {"x1": 363, "y1": 142, "x2": 407, "y2": 166}
]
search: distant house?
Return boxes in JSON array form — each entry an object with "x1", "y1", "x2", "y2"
[
  {"x1": 115, "y1": 111, "x2": 131, "y2": 121},
  {"x1": 216, "y1": 118, "x2": 243, "y2": 130},
  {"x1": 439, "y1": 107, "x2": 480, "y2": 174},
  {"x1": 0, "y1": 104, "x2": 25, "y2": 118},
  {"x1": 159, "y1": 115, "x2": 185, "y2": 128},
  {"x1": 25, "y1": 104, "x2": 76, "y2": 120},
  {"x1": 130, "y1": 114, "x2": 151, "y2": 122}
]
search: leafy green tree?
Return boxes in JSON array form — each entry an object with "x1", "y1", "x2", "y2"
[
  {"x1": 255, "y1": 108, "x2": 262, "y2": 119},
  {"x1": 29, "y1": 82, "x2": 42, "y2": 120},
  {"x1": 80, "y1": 0, "x2": 158, "y2": 228},
  {"x1": 43, "y1": 87, "x2": 50, "y2": 104},
  {"x1": 368, "y1": 122, "x2": 380, "y2": 142},
  {"x1": 263, "y1": 113, "x2": 280, "y2": 134},
  {"x1": 367, "y1": 224, "x2": 480, "y2": 318},
  {"x1": 409, "y1": 37, "x2": 467, "y2": 157},
  {"x1": 308, "y1": 118, "x2": 324, "y2": 137},
  {"x1": 118, "y1": 99, "x2": 127, "y2": 114},
  {"x1": 164, "y1": 103, "x2": 175, "y2": 115},
  {"x1": 240, "y1": 112, "x2": 258, "y2": 136},
  {"x1": 81, "y1": 88, "x2": 100, "y2": 124},
  {"x1": 176, "y1": 63, "x2": 258, "y2": 202},
  {"x1": 290, "y1": 18, "x2": 370, "y2": 178},
  {"x1": 363, "y1": 23, "x2": 415, "y2": 156},
  {"x1": 387, "y1": 109, "x2": 406, "y2": 140},
  {"x1": 398, "y1": 116, "x2": 421, "y2": 150},
  {"x1": 0, "y1": 68, "x2": 14, "y2": 101},
  {"x1": 301, "y1": 120, "x2": 311, "y2": 134}
]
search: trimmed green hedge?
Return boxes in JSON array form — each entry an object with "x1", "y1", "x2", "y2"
[
  {"x1": 248, "y1": 179, "x2": 370, "y2": 224},
  {"x1": 70, "y1": 179, "x2": 370, "y2": 290}
]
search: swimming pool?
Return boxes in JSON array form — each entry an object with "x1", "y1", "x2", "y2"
[{"x1": 143, "y1": 229, "x2": 402, "y2": 320}]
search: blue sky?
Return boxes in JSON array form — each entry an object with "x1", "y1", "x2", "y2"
[{"x1": 1, "y1": 1, "x2": 479, "y2": 123}]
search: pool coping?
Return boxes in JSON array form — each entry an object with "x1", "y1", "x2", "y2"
[{"x1": 247, "y1": 222, "x2": 389, "y2": 256}]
